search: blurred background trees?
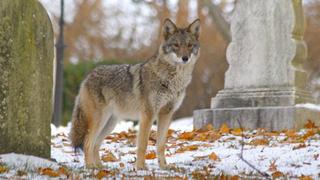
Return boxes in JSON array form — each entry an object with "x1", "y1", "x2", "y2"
[{"x1": 40, "y1": 0, "x2": 320, "y2": 125}]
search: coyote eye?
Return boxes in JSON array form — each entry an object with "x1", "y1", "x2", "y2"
[
  {"x1": 172, "y1": 43, "x2": 179, "y2": 48},
  {"x1": 187, "y1": 44, "x2": 193, "y2": 48}
]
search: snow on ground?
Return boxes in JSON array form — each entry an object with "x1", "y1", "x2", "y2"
[{"x1": 1, "y1": 117, "x2": 320, "y2": 179}]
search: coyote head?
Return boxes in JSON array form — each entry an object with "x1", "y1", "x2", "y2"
[{"x1": 161, "y1": 18, "x2": 200, "y2": 65}]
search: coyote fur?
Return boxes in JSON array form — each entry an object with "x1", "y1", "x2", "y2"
[{"x1": 70, "y1": 18, "x2": 201, "y2": 169}]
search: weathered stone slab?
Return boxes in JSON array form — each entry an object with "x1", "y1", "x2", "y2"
[
  {"x1": 0, "y1": 0, "x2": 54, "y2": 158},
  {"x1": 194, "y1": 106, "x2": 320, "y2": 131},
  {"x1": 194, "y1": 0, "x2": 320, "y2": 130}
]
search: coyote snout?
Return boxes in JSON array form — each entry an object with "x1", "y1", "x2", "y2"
[{"x1": 69, "y1": 18, "x2": 201, "y2": 170}]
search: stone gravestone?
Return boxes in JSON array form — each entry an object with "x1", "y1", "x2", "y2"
[
  {"x1": 194, "y1": 0, "x2": 320, "y2": 130},
  {"x1": 0, "y1": 0, "x2": 53, "y2": 158}
]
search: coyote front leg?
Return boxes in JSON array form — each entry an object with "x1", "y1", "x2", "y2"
[
  {"x1": 136, "y1": 109, "x2": 153, "y2": 169},
  {"x1": 156, "y1": 105, "x2": 173, "y2": 169}
]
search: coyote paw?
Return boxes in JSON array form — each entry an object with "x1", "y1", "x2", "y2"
[
  {"x1": 86, "y1": 162, "x2": 103, "y2": 169},
  {"x1": 159, "y1": 163, "x2": 175, "y2": 170},
  {"x1": 135, "y1": 163, "x2": 147, "y2": 170}
]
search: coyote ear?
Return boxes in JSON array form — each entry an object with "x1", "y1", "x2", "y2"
[
  {"x1": 187, "y1": 19, "x2": 200, "y2": 39},
  {"x1": 163, "y1": 18, "x2": 177, "y2": 40}
]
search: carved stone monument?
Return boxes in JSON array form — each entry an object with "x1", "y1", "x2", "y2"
[
  {"x1": 194, "y1": 0, "x2": 320, "y2": 130},
  {"x1": 0, "y1": 0, "x2": 53, "y2": 157}
]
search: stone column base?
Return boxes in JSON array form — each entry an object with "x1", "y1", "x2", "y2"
[{"x1": 193, "y1": 106, "x2": 320, "y2": 131}]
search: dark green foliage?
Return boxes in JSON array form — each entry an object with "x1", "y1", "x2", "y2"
[{"x1": 62, "y1": 60, "x2": 136, "y2": 125}]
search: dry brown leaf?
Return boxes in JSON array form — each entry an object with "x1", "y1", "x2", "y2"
[
  {"x1": 285, "y1": 129, "x2": 297, "y2": 138},
  {"x1": 58, "y1": 167, "x2": 68, "y2": 176},
  {"x1": 231, "y1": 128, "x2": 242, "y2": 136},
  {"x1": 178, "y1": 132, "x2": 195, "y2": 140},
  {"x1": 250, "y1": 138, "x2": 269, "y2": 146},
  {"x1": 264, "y1": 131, "x2": 280, "y2": 137},
  {"x1": 95, "y1": 170, "x2": 109, "y2": 179},
  {"x1": 205, "y1": 124, "x2": 214, "y2": 131},
  {"x1": 272, "y1": 171, "x2": 284, "y2": 178},
  {"x1": 304, "y1": 119, "x2": 317, "y2": 129},
  {"x1": 299, "y1": 175, "x2": 314, "y2": 180},
  {"x1": 176, "y1": 145, "x2": 199, "y2": 153},
  {"x1": 102, "y1": 152, "x2": 118, "y2": 162},
  {"x1": 0, "y1": 166, "x2": 8, "y2": 174},
  {"x1": 219, "y1": 124, "x2": 230, "y2": 134},
  {"x1": 303, "y1": 130, "x2": 315, "y2": 140},
  {"x1": 167, "y1": 129, "x2": 174, "y2": 138},
  {"x1": 38, "y1": 167, "x2": 59, "y2": 177},
  {"x1": 268, "y1": 160, "x2": 277, "y2": 172},
  {"x1": 193, "y1": 133, "x2": 208, "y2": 141},
  {"x1": 293, "y1": 143, "x2": 307, "y2": 150},
  {"x1": 145, "y1": 151, "x2": 157, "y2": 159},
  {"x1": 314, "y1": 154, "x2": 319, "y2": 160},
  {"x1": 230, "y1": 175, "x2": 240, "y2": 180},
  {"x1": 209, "y1": 152, "x2": 219, "y2": 161},
  {"x1": 119, "y1": 162, "x2": 125, "y2": 168}
]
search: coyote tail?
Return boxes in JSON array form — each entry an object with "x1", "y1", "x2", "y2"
[{"x1": 69, "y1": 97, "x2": 88, "y2": 151}]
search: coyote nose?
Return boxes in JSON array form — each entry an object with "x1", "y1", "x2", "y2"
[{"x1": 182, "y1": 56, "x2": 188, "y2": 62}]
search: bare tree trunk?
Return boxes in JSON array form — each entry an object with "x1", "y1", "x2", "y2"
[
  {"x1": 204, "y1": 0, "x2": 231, "y2": 43},
  {"x1": 176, "y1": 0, "x2": 189, "y2": 26}
]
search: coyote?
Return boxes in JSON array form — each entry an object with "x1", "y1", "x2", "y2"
[{"x1": 70, "y1": 18, "x2": 200, "y2": 169}]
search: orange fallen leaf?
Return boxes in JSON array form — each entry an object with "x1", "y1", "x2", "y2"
[
  {"x1": 231, "y1": 128, "x2": 242, "y2": 136},
  {"x1": 302, "y1": 130, "x2": 315, "y2": 140},
  {"x1": 167, "y1": 129, "x2": 174, "y2": 137},
  {"x1": 205, "y1": 124, "x2": 214, "y2": 131},
  {"x1": 176, "y1": 145, "x2": 199, "y2": 153},
  {"x1": 285, "y1": 129, "x2": 297, "y2": 138},
  {"x1": 145, "y1": 151, "x2": 157, "y2": 159},
  {"x1": 230, "y1": 175, "x2": 240, "y2": 180},
  {"x1": 209, "y1": 152, "x2": 219, "y2": 161},
  {"x1": 272, "y1": 171, "x2": 284, "y2": 178},
  {"x1": 304, "y1": 119, "x2": 317, "y2": 129},
  {"x1": 0, "y1": 166, "x2": 8, "y2": 174},
  {"x1": 102, "y1": 152, "x2": 118, "y2": 162},
  {"x1": 178, "y1": 132, "x2": 195, "y2": 140},
  {"x1": 299, "y1": 175, "x2": 313, "y2": 180},
  {"x1": 38, "y1": 167, "x2": 59, "y2": 177},
  {"x1": 250, "y1": 138, "x2": 269, "y2": 146},
  {"x1": 95, "y1": 170, "x2": 109, "y2": 179},
  {"x1": 58, "y1": 167, "x2": 68, "y2": 176},
  {"x1": 219, "y1": 124, "x2": 230, "y2": 134}
]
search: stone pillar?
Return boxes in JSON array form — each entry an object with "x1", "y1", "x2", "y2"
[
  {"x1": 0, "y1": 0, "x2": 54, "y2": 158},
  {"x1": 194, "y1": 0, "x2": 320, "y2": 130}
]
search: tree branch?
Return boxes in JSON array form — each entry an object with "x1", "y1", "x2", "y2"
[{"x1": 204, "y1": 0, "x2": 231, "y2": 43}]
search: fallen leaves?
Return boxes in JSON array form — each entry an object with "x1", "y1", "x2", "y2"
[
  {"x1": 38, "y1": 167, "x2": 59, "y2": 177},
  {"x1": 304, "y1": 119, "x2": 317, "y2": 129},
  {"x1": 0, "y1": 166, "x2": 8, "y2": 174},
  {"x1": 145, "y1": 151, "x2": 157, "y2": 159},
  {"x1": 178, "y1": 132, "x2": 195, "y2": 140},
  {"x1": 272, "y1": 171, "x2": 284, "y2": 178},
  {"x1": 250, "y1": 138, "x2": 269, "y2": 146},
  {"x1": 219, "y1": 124, "x2": 230, "y2": 134},
  {"x1": 209, "y1": 152, "x2": 219, "y2": 161},
  {"x1": 95, "y1": 170, "x2": 110, "y2": 179},
  {"x1": 102, "y1": 152, "x2": 118, "y2": 162},
  {"x1": 176, "y1": 145, "x2": 199, "y2": 153}
]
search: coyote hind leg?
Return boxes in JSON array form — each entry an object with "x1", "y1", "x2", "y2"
[{"x1": 93, "y1": 115, "x2": 118, "y2": 164}]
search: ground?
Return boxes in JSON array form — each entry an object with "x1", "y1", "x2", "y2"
[{"x1": 0, "y1": 116, "x2": 320, "y2": 179}]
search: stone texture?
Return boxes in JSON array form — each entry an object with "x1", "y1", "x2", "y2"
[
  {"x1": 194, "y1": 0, "x2": 320, "y2": 130},
  {"x1": 0, "y1": 0, "x2": 53, "y2": 158},
  {"x1": 194, "y1": 107, "x2": 320, "y2": 131}
]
